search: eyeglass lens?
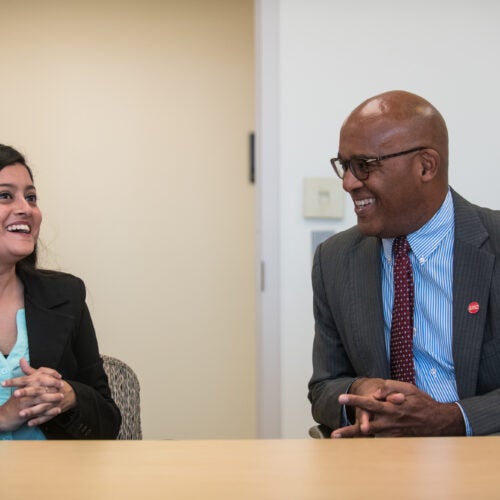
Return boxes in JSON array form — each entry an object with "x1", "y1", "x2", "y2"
[{"x1": 333, "y1": 158, "x2": 369, "y2": 180}]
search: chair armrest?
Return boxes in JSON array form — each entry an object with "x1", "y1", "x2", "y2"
[{"x1": 308, "y1": 424, "x2": 333, "y2": 439}]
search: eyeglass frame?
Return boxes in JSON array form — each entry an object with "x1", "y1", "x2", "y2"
[{"x1": 330, "y1": 146, "x2": 427, "y2": 181}]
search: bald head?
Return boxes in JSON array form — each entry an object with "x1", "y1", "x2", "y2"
[
  {"x1": 342, "y1": 90, "x2": 449, "y2": 175},
  {"x1": 338, "y1": 91, "x2": 450, "y2": 237}
]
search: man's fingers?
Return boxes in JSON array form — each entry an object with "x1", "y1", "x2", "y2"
[
  {"x1": 385, "y1": 392, "x2": 406, "y2": 404},
  {"x1": 358, "y1": 409, "x2": 372, "y2": 434},
  {"x1": 331, "y1": 424, "x2": 363, "y2": 438},
  {"x1": 338, "y1": 394, "x2": 385, "y2": 412}
]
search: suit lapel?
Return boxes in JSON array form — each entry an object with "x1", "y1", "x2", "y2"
[
  {"x1": 25, "y1": 297, "x2": 74, "y2": 369},
  {"x1": 452, "y1": 191, "x2": 493, "y2": 398},
  {"x1": 19, "y1": 270, "x2": 74, "y2": 370},
  {"x1": 349, "y1": 236, "x2": 389, "y2": 378}
]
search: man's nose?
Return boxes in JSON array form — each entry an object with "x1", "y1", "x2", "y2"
[{"x1": 342, "y1": 168, "x2": 364, "y2": 192}]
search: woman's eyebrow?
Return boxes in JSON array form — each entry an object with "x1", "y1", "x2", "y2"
[{"x1": 0, "y1": 183, "x2": 36, "y2": 189}]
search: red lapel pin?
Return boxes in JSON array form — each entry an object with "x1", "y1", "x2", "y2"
[{"x1": 468, "y1": 302, "x2": 480, "y2": 314}]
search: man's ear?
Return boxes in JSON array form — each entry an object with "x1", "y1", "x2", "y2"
[{"x1": 419, "y1": 149, "x2": 440, "y2": 181}]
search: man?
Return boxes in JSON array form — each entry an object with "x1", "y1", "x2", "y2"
[{"x1": 308, "y1": 90, "x2": 500, "y2": 437}]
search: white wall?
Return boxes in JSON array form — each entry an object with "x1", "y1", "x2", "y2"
[{"x1": 258, "y1": 0, "x2": 500, "y2": 437}]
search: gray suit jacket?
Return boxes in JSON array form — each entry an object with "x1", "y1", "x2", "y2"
[{"x1": 308, "y1": 189, "x2": 500, "y2": 435}]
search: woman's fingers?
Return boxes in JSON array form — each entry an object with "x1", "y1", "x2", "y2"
[
  {"x1": 19, "y1": 399, "x2": 63, "y2": 419},
  {"x1": 13, "y1": 385, "x2": 64, "y2": 400},
  {"x1": 24, "y1": 406, "x2": 63, "y2": 426},
  {"x1": 3, "y1": 371, "x2": 64, "y2": 389}
]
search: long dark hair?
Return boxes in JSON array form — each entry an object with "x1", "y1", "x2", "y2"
[{"x1": 0, "y1": 144, "x2": 38, "y2": 273}]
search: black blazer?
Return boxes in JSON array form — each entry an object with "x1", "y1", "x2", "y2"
[
  {"x1": 309, "y1": 190, "x2": 500, "y2": 435},
  {"x1": 17, "y1": 268, "x2": 121, "y2": 439}
]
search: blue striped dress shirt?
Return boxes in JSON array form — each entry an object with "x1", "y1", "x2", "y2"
[{"x1": 381, "y1": 189, "x2": 471, "y2": 434}]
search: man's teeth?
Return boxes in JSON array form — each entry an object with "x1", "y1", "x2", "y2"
[
  {"x1": 7, "y1": 224, "x2": 30, "y2": 233},
  {"x1": 355, "y1": 198, "x2": 375, "y2": 207}
]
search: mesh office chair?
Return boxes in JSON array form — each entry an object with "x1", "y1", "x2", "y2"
[{"x1": 102, "y1": 355, "x2": 142, "y2": 440}]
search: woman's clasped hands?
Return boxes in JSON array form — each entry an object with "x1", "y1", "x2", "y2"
[{"x1": 0, "y1": 358, "x2": 75, "y2": 431}]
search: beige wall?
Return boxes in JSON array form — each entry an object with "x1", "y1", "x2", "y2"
[{"x1": 0, "y1": 0, "x2": 255, "y2": 438}]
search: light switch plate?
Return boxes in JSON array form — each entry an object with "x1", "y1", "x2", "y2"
[{"x1": 303, "y1": 177, "x2": 344, "y2": 219}]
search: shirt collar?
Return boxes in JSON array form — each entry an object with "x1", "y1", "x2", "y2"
[{"x1": 382, "y1": 189, "x2": 454, "y2": 263}]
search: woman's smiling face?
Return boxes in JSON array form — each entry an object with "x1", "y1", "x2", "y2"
[{"x1": 0, "y1": 163, "x2": 42, "y2": 266}]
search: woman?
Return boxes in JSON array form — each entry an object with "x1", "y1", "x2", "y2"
[{"x1": 0, "y1": 144, "x2": 120, "y2": 439}]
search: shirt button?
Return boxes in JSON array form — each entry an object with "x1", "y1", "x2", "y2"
[
  {"x1": 430, "y1": 368, "x2": 437, "y2": 376},
  {"x1": 419, "y1": 257, "x2": 426, "y2": 264},
  {"x1": 0, "y1": 368, "x2": 7, "y2": 375}
]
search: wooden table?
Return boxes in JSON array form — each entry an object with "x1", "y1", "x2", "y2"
[{"x1": 1, "y1": 438, "x2": 499, "y2": 499}]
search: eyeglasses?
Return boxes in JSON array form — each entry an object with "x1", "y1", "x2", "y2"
[{"x1": 330, "y1": 146, "x2": 427, "y2": 181}]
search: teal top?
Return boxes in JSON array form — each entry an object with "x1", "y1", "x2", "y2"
[{"x1": 0, "y1": 309, "x2": 46, "y2": 440}]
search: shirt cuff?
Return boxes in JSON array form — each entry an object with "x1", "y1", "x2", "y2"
[
  {"x1": 340, "y1": 378, "x2": 361, "y2": 426},
  {"x1": 455, "y1": 402, "x2": 472, "y2": 436}
]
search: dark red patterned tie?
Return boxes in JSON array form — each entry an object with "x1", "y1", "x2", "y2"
[{"x1": 390, "y1": 236, "x2": 415, "y2": 384}]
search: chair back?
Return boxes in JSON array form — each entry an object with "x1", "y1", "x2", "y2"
[{"x1": 102, "y1": 354, "x2": 142, "y2": 439}]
